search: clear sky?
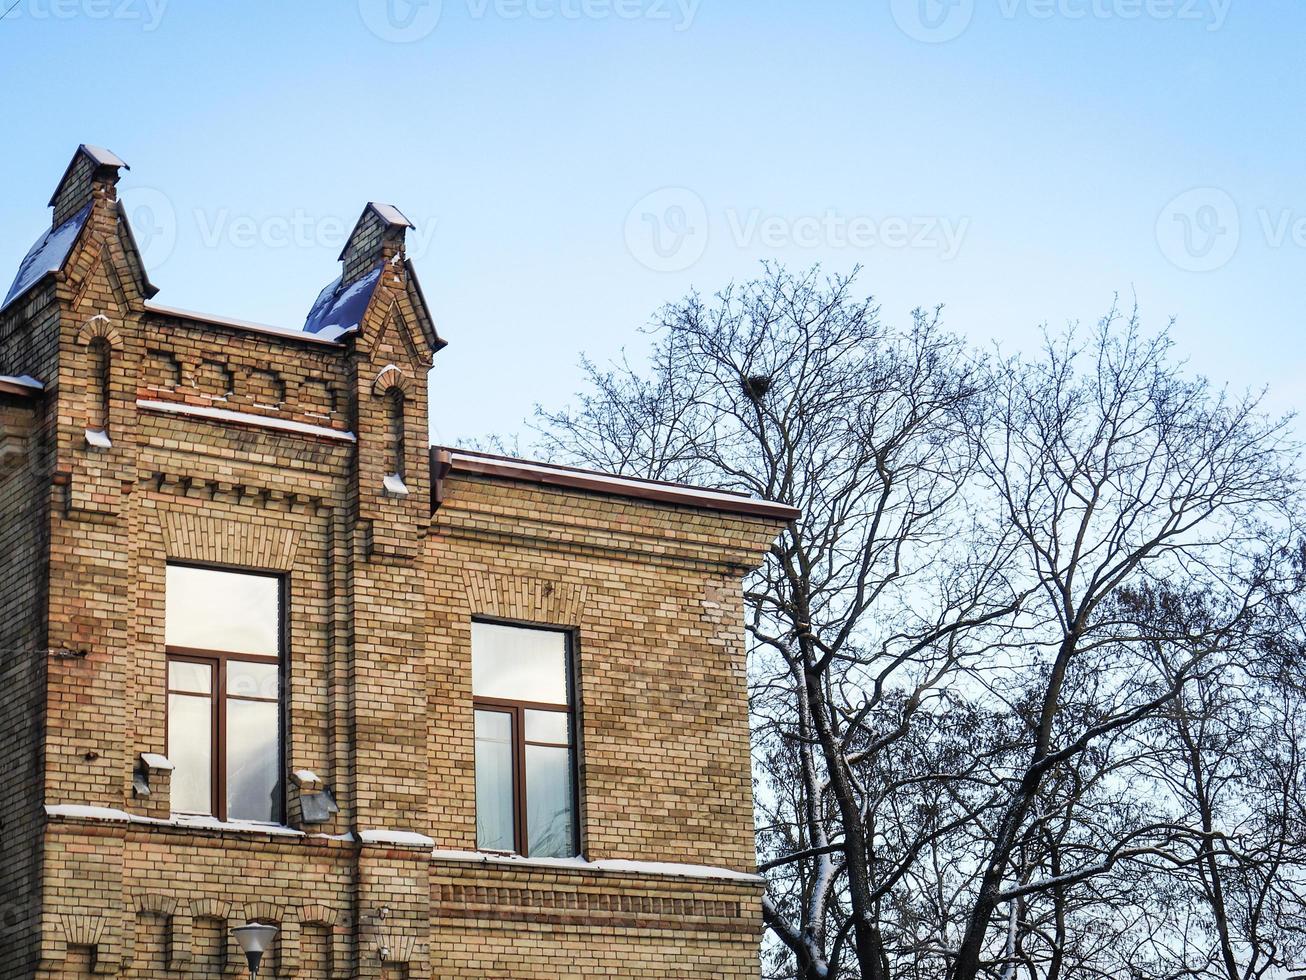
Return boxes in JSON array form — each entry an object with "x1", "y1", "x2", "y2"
[{"x1": 1, "y1": 0, "x2": 1301, "y2": 447}]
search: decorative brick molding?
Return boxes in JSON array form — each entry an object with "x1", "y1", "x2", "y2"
[
  {"x1": 76, "y1": 312, "x2": 123, "y2": 349},
  {"x1": 431, "y1": 881, "x2": 746, "y2": 933},
  {"x1": 371, "y1": 363, "x2": 412, "y2": 397},
  {"x1": 59, "y1": 911, "x2": 109, "y2": 947},
  {"x1": 191, "y1": 897, "x2": 233, "y2": 920},
  {"x1": 460, "y1": 568, "x2": 589, "y2": 626},
  {"x1": 376, "y1": 931, "x2": 417, "y2": 964},
  {"x1": 161, "y1": 510, "x2": 299, "y2": 570}
]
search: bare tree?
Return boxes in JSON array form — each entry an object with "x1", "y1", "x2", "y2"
[{"x1": 529, "y1": 266, "x2": 1303, "y2": 979}]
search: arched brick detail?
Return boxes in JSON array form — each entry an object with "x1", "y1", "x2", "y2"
[
  {"x1": 300, "y1": 903, "x2": 340, "y2": 927},
  {"x1": 379, "y1": 931, "x2": 417, "y2": 964},
  {"x1": 76, "y1": 313, "x2": 123, "y2": 349},
  {"x1": 461, "y1": 569, "x2": 588, "y2": 627},
  {"x1": 191, "y1": 897, "x2": 233, "y2": 920},
  {"x1": 371, "y1": 363, "x2": 412, "y2": 398},
  {"x1": 137, "y1": 893, "x2": 177, "y2": 917},
  {"x1": 244, "y1": 900, "x2": 283, "y2": 924},
  {"x1": 161, "y1": 511, "x2": 298, "y2": 571},
  {"x1": 59, "y1": 911, "x2": 108, "y2": 946}
]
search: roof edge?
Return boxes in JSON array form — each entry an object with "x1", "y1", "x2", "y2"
[
  {"x1": 435, "y1": 447, "x2": 801, "y2": 522},
  {"x1": 0, "y1": 374, "x2": 45, "y2": 399},
  {"x1": 145, "y1": 302, "x2": 347, "y2": 348},
  {"x1": 47, "y1": 143, "x2": 129, "y2": 207}
]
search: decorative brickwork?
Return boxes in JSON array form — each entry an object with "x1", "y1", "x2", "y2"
[{"x1": 0, "y1": 147, "x2": 795, "y2": 979}]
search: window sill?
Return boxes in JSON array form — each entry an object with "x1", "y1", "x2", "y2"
[
  {"x1": 46, "y1": 804, "x2": 303, "y2": 838},
  {"x1": 430, "y1": 848, "x2": 764, "y2": 883}
]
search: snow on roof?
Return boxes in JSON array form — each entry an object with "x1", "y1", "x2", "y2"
[
  {"x1": 1, "y1": 203, "x2": 91, "y2": 313},
  {"x1": 137, "y1": 398, "x2": 358, "y2": 443},
  {"x1": 144, "y1": 302, "x2": 343, "y2": 347},
  {"x1": 0, "y1": 374, "x2": 44, "y2": 391},
  {"x1": 369, "y1": 202, "x2": 413, "y2": 228},
  {"x1": 302, "y1": 263, "x2": 383, "y2": 339},
  {"x1": 438, "y1": 447, "x2": 803, "y2": 521},
  {"x1": 80, "y1": 144, "x2": 129, "y2": 169}
]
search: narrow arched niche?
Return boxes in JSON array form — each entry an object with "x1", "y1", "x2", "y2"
[
  {"x1": 87, "y1": 336, "x2": 112, "y2": 436},
  {"x1": 386, "y1": 387, "x2": 406, "y2": 483}
]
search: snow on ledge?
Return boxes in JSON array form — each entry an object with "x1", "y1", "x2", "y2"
[
  {"x1": 428, "y1": 848, "x2": 763, "y2": 883},
  {"x1": 357, "y1": 828, "x2": 436, "y2": 848},
  {"x1": 46, "y1": 804, "x2": 304, "y2": 837},
  {"x1": 136, "y1": 399, "x2": 357, "y2": 443}
]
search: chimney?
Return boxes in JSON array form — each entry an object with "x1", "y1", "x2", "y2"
[
  {"x1": 49, "y1": 144, "x2": 128, "y2": 227},
  {"x1": 338, "y1": 203, "x2": 413, "y2": 286}
]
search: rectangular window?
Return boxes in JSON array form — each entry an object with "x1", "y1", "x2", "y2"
[
  {"x1": 472, "y1": 620, "x2": 578, "y2": 858},
  {"x1": 165, "y1": 564, "x2": 284, "y2": 823}
]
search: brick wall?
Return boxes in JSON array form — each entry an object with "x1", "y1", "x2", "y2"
[
  {"x1": 0, "y1": 392, "x2": 51, "y2": 980},
  {"x1": 0, "y1": 148, "x2": 788, "y2": 979}
]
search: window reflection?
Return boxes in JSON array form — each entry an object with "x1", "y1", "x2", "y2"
[
  {"x1": 526, "y1": 744, "x2": 575, "y2": 858},
  {"x1": 165, "y1": 564, "x2": 283, "y2": 824},
  {"x1": 168, "y1": 690, "x2": 212, "y2": 814},
  {"x1": 475, "y1": 710, "x2": 515, "y2": 852},
  {"x1": 227, "y1": 698, "x2": 280, "y2": 821},
  {"x1": 165, "y1": 565, "x2": 280, "y2": 656},
  {"x1": 472, "y1": 621, "x2": 568, "y2": 704},
  {"x1": 472, "y1": 622, "x2": 578, "y2": 858}
]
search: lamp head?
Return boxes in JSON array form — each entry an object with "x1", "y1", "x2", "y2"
[{"x1": 232, "y1": 923, "x2": 278, "y2": 977}]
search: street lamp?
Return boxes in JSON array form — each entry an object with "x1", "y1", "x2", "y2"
[{"x1": 232, "y1": 922, "x2": 278, "y2": 979}]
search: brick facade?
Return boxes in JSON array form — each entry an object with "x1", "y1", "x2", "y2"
[{"x1": 0, "y1": 146, "x2": 795, "y2": 979}]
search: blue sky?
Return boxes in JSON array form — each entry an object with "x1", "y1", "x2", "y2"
[{"x1": 1, "y1": 0, "x2": 1301, "y2": 446}]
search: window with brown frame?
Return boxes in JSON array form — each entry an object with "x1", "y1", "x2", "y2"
[
  {"x1": 472, "y1": 620, "x2": 578, "y2": 858},
  {"x1": 165, "y1": 563, "x2": 284, "y2": 823}
]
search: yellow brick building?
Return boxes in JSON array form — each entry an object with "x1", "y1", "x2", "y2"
[{"x1": 0, "y1": 146, "x2": 795, "y2": 979}]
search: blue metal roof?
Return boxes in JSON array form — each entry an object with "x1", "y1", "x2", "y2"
[
  {"x1": 2, "y1": 203, "x2": 91, "y2": 313},
  {"x1": 301, "y1": 262, "x2": 384, "y2": 340}
]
